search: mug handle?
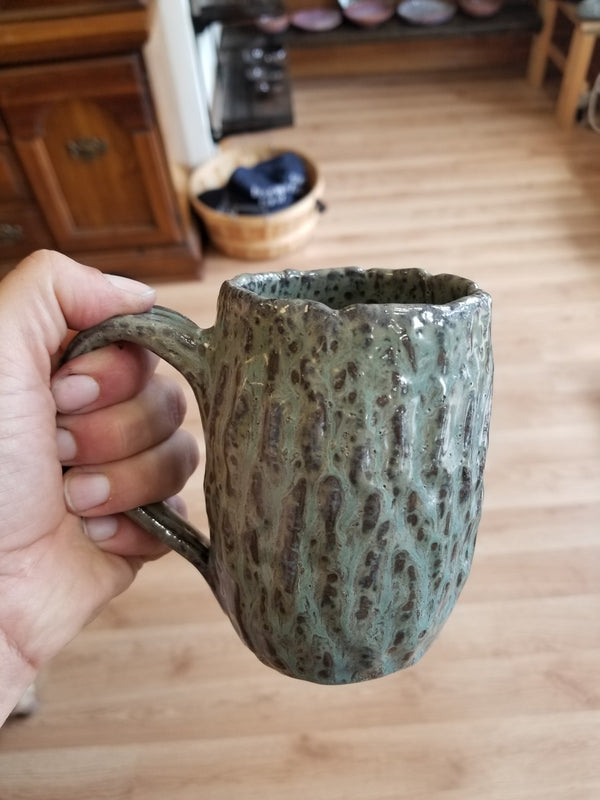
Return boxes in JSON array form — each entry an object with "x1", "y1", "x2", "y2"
[
  {"x1": 61, "y1": 306, "x2": 213, "y2": 580},
  {"x1": 589, "y1": 73, "x2": 600, "y2": 134}
]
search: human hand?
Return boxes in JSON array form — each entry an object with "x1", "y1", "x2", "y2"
[{"x1": 0, "y1": 251, "x2": 199, "y2": 722}]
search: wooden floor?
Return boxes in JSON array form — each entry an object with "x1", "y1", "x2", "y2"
[{"x1": 1, "y1": 70, "x2": 599, "y2": 799}]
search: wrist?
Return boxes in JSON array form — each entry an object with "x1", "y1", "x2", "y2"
[{"x1": 0, "y1": 628, "x2": 37, "y2": 726}]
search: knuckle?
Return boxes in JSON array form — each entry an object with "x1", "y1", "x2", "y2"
[
  {"x1": 170, "y1": 430, "x2": 200, "y2": 490},
  {"x1": 162, "y1": 379, "x2": 187, "y2": 431}
]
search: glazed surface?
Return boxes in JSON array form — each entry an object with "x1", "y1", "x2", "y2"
[{"x1": 204, "y1": 268, "x2": 492, "y2": 682}]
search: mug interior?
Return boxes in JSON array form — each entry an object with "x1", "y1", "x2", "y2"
[{"x1": 232, "y1": 268, "x2": 478, "y2": 310}]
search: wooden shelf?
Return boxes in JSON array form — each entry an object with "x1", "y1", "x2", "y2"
[{"x1": 284, "y1": 2, "x2": 541, "y2": 48}]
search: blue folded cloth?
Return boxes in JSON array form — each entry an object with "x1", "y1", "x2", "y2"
[{"x1": 198, "y1": 152, "x2": 308, "y2": 215}]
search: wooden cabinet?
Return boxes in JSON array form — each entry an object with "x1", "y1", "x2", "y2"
[
  {"x1": 0, "y1": 2, "x2": 201, "y2": 281},
  {"x1": 0, "y1": 117, "x2": 54, "y2": 262}
]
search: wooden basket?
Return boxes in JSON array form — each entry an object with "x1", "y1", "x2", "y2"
[{"x1": 189, "y1": 146, "x2": 324, "y2": 260}]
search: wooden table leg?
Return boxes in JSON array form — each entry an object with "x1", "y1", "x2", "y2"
[
  {"x1": 527, "y1": 0, "x2": 558, "y2": 88},
  {"x1": 555, "y1": 26, "x2": 597, "y2": 127}
]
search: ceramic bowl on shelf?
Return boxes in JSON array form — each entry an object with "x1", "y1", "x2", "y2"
[
  {"x1": 290, "y1": 8, "x2": 344, "y2": 31},
  {"x1": 338, "y1": 0, "x2": 396, "y2": 26},
  {"x1": 457, "y1": 0, "x2": 503, "y2": 17},
  {"x1": 397, "y1": 0, "x2": 457, "y2": 24},
  {"x1": 254, "y1": 14, "x2": 290, "y2": 33}
]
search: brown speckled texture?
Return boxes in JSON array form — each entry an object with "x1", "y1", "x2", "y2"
[{"x1": 64, "y1": 268, "x2": 493, "y2": 685}]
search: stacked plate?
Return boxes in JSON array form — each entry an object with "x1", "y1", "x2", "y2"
[
  {"x1": 397, "y1": 0, "x2": 457, "y2": 25},
  {"x1": 338, "y1": 1, "x2": 396, "y2": 26},
  {"x1": 290, "y1": 8, "x2": 344, "y2": 30}
]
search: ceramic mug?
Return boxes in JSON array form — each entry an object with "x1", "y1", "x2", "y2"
[{"x1": 64, "y1": 268, "x2": 493, "y2": 684}]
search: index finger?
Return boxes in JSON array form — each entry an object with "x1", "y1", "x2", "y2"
[{"x1": 51, "y1": 342, "x2": 159, "y2": 414}]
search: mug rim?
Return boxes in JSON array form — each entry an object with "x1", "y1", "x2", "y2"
[{"x1": 226, "y1": 267, "x2": 488, "y2": 314}]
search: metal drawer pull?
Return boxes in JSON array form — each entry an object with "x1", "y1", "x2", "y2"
[
  {"x1": 66, "y1": 137, "x2": 108, "y2": 161},
  {"x1": 0, "y1": 223, "x2": 24, "y2": 242}
]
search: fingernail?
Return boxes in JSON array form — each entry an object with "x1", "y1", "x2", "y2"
[
  {"x1": 83, "y1": 516, "x2": 118, "y2": 542},
  {"x1": 56, "y1": 428, "x2": 77, "y2": 462},
  {"x1": 65, "y1": 473, "x2": 111, "y2": 513},
  {"x1": 52, "y1": 375, "x2": 100, "y2": 413},
  {"x1": 104, "y1": 273, "x2": 156, "y2": 298}
]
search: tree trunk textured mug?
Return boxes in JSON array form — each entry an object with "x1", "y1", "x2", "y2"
[{"x1": 64, "y1": 268, "x2": 493, "y2": 684}]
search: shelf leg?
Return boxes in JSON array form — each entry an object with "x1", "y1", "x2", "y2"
[{"x1": 555, "y1": 26, "x2": 597, "y2": 128}]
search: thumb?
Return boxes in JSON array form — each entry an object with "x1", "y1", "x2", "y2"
[{"x1": 0, "y1": 250, "x2": 156, "y2": 359}]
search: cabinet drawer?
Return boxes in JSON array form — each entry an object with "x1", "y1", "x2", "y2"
[
  {"x1": 0, "y1": 54, "x2": 184, "y2": 252},
  {"x1": 0, "y1": 202, "x2": 53, "y2": 261}
]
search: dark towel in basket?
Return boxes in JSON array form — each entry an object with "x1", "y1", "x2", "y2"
[{"x1": 198, "y1": 152, "x2": 308, "y2": 215}]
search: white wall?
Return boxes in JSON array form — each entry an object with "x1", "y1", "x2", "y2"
[{"x1": 144, "y1": 0, "x2": 217, "y2": 168}]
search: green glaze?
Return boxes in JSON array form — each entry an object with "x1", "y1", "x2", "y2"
[{"x1": 64, "y1": 268, "x2": 493, "y2": 684}]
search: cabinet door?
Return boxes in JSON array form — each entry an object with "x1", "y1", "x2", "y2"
[
  {"x1": 0, "y1": 203, "x2": 53, "y2": 261},
  {"x1": 0, "y1": 143, "x2": 31, "y2": 202},
  {"x1": 0, "y1": 55, "x2": 184, "y2": 252},
  {"x1": 0, "y1": 140, "x2": 54, "y2": 260}
]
